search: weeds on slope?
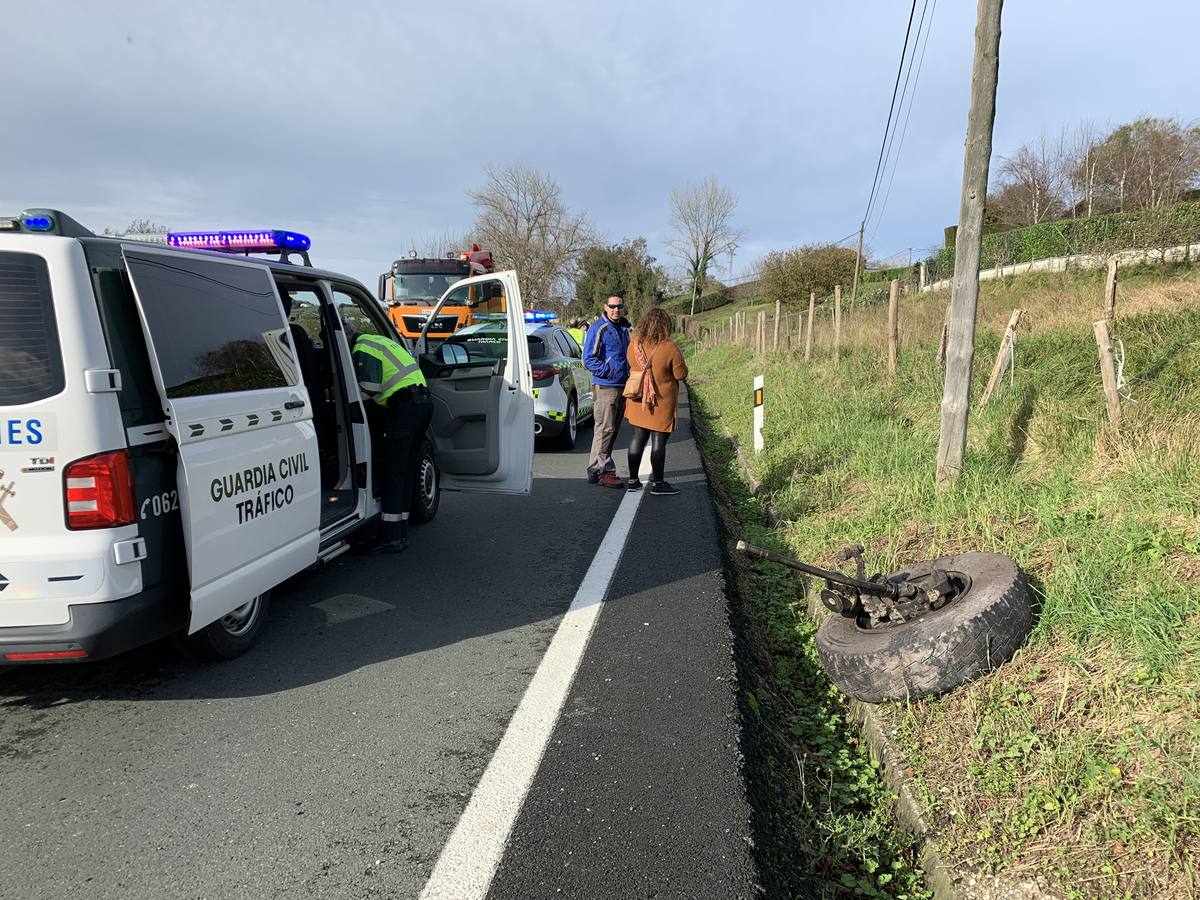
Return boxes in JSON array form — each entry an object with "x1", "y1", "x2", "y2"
[
  {"x1": 686, "y1": 267, "x2": 1200, "y2": 898},
  {"x1": 694, "y1": 393, "x2": 929, "y2": 900}
]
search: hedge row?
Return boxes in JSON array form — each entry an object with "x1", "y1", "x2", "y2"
[{"x1": 929, "y1": 201, "x2": 1200, "y2": 279}]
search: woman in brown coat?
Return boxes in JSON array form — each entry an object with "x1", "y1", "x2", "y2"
[{"x1": 624, "y1": 307, "x2": 689, "y2": 495}]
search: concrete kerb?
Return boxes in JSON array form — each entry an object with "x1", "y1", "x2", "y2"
[{"x1": 719, "y1": 425, "x2": 1057, "y2": 900}]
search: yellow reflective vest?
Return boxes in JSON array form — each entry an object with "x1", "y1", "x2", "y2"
[{"x1": 352, "y1": 334, "x2": 426, "y2": 405}]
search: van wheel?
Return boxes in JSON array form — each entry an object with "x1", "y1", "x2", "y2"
[
  {"x1": 553, "y1": 396, "x2": 578, "y2": 450},
  {"x1": 411, "y1": 439, "x2": 440, "y2": 523},
  {"x1": 186, "y1": 591, "x2": 272, "y2": 660}
]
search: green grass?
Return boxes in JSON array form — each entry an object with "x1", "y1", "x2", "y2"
[
  {"x1": 694, "y1": 399, "x2": 930, "y2": 899},
  {"x1": 686, "y1": 263, "x2": 1200, "y2": 898}
]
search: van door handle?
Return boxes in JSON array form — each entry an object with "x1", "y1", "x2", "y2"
[{"x1": 284, "y1": 399, "x2": 306, "y2": 410}]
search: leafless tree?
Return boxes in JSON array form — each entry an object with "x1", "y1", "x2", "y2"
[
  {"x1": 102, "y1": 218, "x2": 170, "y2": 236},
  {"x1": 666, "y1": 176, "x2": 744, "y2": 315},
  {"x1": 411, "y1": 228, "x2": 469, "y2": 259},
  {"x1": 991, "y1": 136, "x2": 1065, "y2": 226},
  {"x1": 1085, "y1": 117, "x2": 1200, "y2": 212},
  {"x1": 468, "y1": 164, "x2": 595, "y2": 309}
]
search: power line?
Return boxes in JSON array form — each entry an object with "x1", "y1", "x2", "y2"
[
  {"x1": 870, "y1": 0, "x2": 938, "y2": 240},
  {"x1": 862, "y1": 0, "x2": 921, "y2": 229}
]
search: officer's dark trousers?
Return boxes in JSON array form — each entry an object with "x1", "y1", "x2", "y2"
[{"x1": 379, "y1": 390, "x2": 434, "y2": 530}]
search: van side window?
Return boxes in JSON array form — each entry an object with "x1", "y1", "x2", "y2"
[
  {"x1": 124, "y1": 251, "x2": 294, "y2": 398},
  {"x1": 0, "y1": 251, "x2": 65, "y2": 405},
  {"x1": 330, "y1": 286, "x2": 391, "y2": 343}
]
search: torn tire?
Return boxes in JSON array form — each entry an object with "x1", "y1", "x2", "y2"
[{"x1": 815, "y1": 552, "x2": 1033, "y2": 703}]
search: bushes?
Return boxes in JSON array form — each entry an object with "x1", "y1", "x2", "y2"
[{"x1": 929, "y1": 201, "x2": 1200, "y2": 280}]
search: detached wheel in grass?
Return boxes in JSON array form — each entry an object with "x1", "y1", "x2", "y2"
[
  {"x1": 410, "y1": 439, "x2": 440, "y2": 523},
  {"x1": 186, "y1": 591, "x2": 272, "y2": 660},
  {"x1": 815, "y1": 552, "x2": 1033, "y2": 703},
  {"x1": 552, "y1": 396, "x2": 578, "y2": 451}
]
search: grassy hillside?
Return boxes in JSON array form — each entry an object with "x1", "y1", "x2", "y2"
[{"x1": 686, "y1": 263, "x2": 1200, "y2": 898}]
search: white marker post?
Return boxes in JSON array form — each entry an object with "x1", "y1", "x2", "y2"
[{"x1": 753, "y1": 375, "x2": 764, "y2": 453}]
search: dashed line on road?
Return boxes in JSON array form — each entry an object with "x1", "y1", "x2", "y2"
[{"x1": 419, "y1": 458, "x2": 649, "y2": 900}]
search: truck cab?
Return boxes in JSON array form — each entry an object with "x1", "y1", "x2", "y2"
[
  {"x1": 379, "y1": 246, "x2": 503, "y2": 340},
  {"x1": 0, "y1": 210, "x2": 534, "y2": 663}
]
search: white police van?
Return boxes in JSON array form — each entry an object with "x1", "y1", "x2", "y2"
[{"x1": 0, "y1": 209, "x2": 534, "y2": 663}]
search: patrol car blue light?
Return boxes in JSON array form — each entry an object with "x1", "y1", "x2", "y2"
[
  {"x1": 166, "y1": 229, "x2": 312, "y2": 253},
  {"x1": 22, "y1": 215, "x2": 55, "y2": 232}
]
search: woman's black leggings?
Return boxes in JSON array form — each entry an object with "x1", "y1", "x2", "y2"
[{"x1": 628, "y1": 426, "x2": 669, "y2": 483}]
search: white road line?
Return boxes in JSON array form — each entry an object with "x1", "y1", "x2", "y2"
[{"x1": 420, "y1": 458, "x2": 649, "y2": 900}]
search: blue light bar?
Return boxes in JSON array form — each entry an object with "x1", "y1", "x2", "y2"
[
  {"x1": 22, "y1": 215, "x2": 55, "y2": 232},
  {"x1": 166, "y1": 229, "x2": 311, "y2": 252},
  {"x1": 524, "y1": 310, "x2": 557, "y2": 322}
]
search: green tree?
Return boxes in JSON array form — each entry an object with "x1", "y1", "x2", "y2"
[
  {"x1": 572, "y1": 238, "x2": 665, "y2": 324},
  {"x1": 757, "y1": 243, "x2": 860, "y2": 310}
]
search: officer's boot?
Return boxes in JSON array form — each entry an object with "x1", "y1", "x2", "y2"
[{"x1": 372, "y1": 520, "x2": 407, "y2": 554}]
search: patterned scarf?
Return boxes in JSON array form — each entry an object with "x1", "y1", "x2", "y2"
[{"x1": 636, "y1": 339, "x2": 658, "y2": 409}]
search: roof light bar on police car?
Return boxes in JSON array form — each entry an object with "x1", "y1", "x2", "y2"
[{"x1": 166, "y1": 229, "x2": 312, "y2": 252}]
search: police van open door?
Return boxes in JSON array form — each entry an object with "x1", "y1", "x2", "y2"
[
  {"x1": 122, "y1": 247, "x2": 320, "y2": 633},
  {"x1": 415, "y1": 271, "x2": 534, "y2": 495}
]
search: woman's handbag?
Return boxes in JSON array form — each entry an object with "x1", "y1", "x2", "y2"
[{"x1": 623, "y1": 342, "x2": 656, "y2": 403}]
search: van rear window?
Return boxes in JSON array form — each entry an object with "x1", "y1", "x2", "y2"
[{"x1": 0, "y1": 251, "x2": 65, "y2": 405}]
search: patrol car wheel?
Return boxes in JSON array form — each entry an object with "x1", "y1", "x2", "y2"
[
  {"x1": 186, "y1": 591, "x2": 272, "y2": 660},
  {"x1": 552, "y1": 396, "x2": 578, "y2": 451},
  {"x1": 411, "y1": 439, "x2": 440, "y2": 523}
]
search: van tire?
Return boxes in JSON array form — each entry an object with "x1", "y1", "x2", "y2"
[
  {"x1": 411, "y1": 439, "x2": 440, "y2": 523},
  {"x1": 814, "y1": 552, "x2": 1033, "y2": 703},
  {"x1": 185, "y1": 591, "x2": 272, "y2": 660}
]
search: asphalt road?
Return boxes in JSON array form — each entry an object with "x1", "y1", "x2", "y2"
[{"x1": 0, "y1": 393, "x2": 757, "y2": 899}]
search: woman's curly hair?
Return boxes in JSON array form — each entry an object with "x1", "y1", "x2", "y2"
[{"x1": 634, "y1": 307, "x2": 672, "y2": 346}]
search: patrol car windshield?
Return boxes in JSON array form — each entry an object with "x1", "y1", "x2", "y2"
[{"x1": 447, "y1": 325, "x2": 547, "y2": 361}]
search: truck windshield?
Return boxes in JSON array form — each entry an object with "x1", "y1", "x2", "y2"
[{"x1": 391, "y1": 272, "x2": 464, "y2": 303}]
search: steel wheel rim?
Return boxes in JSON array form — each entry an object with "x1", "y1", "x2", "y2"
[
  {"x1": 419, "y1": 455, "x2": 438, "y2": 510},
  {"x1": 220, "y1": 595, "x2": 263, "y2": 637}
]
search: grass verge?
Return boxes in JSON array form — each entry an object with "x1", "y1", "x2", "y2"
[
  {"x1": 686, "y1": 263, "x2": 1200, "y2": 899},
  {"x1": 695, "y1": 391, "x2": 929, "y2": 899}
]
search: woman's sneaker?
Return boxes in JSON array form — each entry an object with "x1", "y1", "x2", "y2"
[
  {"x1": 626, "y1": 477, "x2": 643, "y2": 491},
  {"x1": 649, "y1": 481, "x2": 680, "y2": 496}
]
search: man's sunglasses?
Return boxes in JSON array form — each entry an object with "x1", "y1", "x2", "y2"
[{"x1": 606, "y1": 303, "x2": 624, "y2": 309}]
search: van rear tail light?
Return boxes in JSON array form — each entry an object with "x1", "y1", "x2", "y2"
[{"x1": 64, "y1": 450, "x2": 136, "y2": 530}]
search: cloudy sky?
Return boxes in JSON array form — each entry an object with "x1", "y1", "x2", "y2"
[{"x1": 3, "y1": 1, "x2": 1195, "y2": 290}]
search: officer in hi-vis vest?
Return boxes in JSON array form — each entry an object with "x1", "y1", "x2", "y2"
[{"x1": 352, "y1": 332, "x2": 432, "y2": 552}]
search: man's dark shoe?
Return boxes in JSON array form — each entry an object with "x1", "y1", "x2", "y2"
[
  {"x1": 649, "y1": 481, "x2": 681, "y2": 496},
  {"x1": 586, "y1": 469, "x2": 600, "y2": 484},
  {"x1": 626, "y1": 477, "x2": 643, "y2": 491},
  {"x1": 598, "y1": 472, "x2": 624, "y2": 488}
]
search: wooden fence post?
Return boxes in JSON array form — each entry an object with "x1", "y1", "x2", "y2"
[
  {"x1": 1093, "y1": 319, "x2": 1122, "y2": 430},
  {"x1": 887, "y1": 279, "x2": 900, "y2": 377},
  {"x1": 805, "y1": 291, "x2": 815, "y2": 362},
  {"x1": 758, "y1": 311, "x2": 767, "y2": 354},
  {"x1": 979, "y1": 309, "x2": 1023, "y2": 408},
  {"x1": 936, "y1": 305, "x2": 949, "y2": 368},
  {"x1": 796, "y1": 311, "x2": 803, "y2": 354},
  {"x1": 833, "y1": 285, "x2": 842, "y2": 364},
  {"x1": 1104, "y1": 258, "x2": 1118, "y2": 320},
  {"x1": 772, "y1": 299, "x2": 781, "y2": 351}
]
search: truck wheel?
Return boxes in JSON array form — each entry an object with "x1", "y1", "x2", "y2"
[
  {"x1": 410, "y1": 439, "x2": 440, "y2": 523},
  {"x1": 815, "y1": 552, "x2": 1033, "y2": 703},
  {"x1": 553, "y1": 396, "x2": 578, "y2": 451},
  {"x1": 185, "y1": 591, "x2": 272, "y2": 660}
]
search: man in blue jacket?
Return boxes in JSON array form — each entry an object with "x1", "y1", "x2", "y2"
[{"x1": 583, "y1": 294, "x2": 632, "y2": 487}]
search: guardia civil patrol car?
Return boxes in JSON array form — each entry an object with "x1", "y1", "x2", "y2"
[{"x1": 0, "y1": 209, "x2": 534, "y2": 663}]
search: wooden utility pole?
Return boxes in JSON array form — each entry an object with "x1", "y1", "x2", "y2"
[
  {"x1": 935, "y1": 0, "x2": 1004, "y2": 489},
  {"x1": 805, "y1": 292, "x2": 816, "y2": 361},
  {"x1": 887, "y1": 279, "x2": 900, "y2": 377},
  {"x1": 849, "y1": 220, "x2": 865, "y2": 312},
  {"x1": 1093, "y1": 319, "x2": 1122, "y2": 430},
  {"x1": 833, "y1": 285, "x2": 842, "y2": 364}
]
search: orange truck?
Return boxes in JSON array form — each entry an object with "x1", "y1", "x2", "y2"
[{"x1": 378, "y1": 245, "x2": 505, "y2": 340}]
